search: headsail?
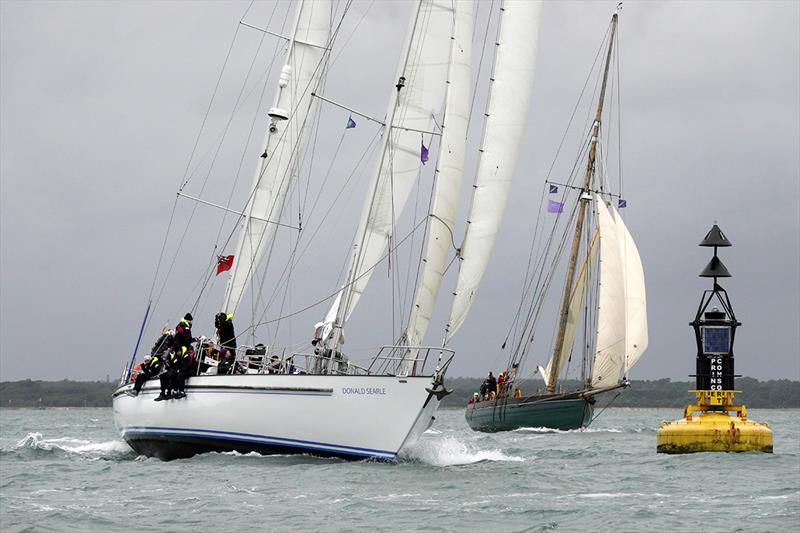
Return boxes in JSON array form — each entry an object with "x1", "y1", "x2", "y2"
[
  {"x1": 321, "y1": 0, "x2": 456, "y2": 344},
  {"x1": 618, "y1": 206, "x2": 648, "y2": 373},
  {"x1": 403, "y1": 0, "x2": 473, "y2": 351},
  {"x1": 444, "y1": 0, "x2": 544, "y2": 344},
  {"x1": 223, "y1": 0, "x2": 332, "y2": 313},
  {"x1": 591, "y1": 195, "x2": 648, "y2": 386}
]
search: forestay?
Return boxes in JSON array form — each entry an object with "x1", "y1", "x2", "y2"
[
  {"x1": 324, "y1": 0, "x2": 456, "y2": 341},
  {"x1": 444, "y1": 0, "x2": 544, "y2": 344},
  {"x1": 403, "y1": 0, "x2": 473, "y2": 351},
  {"x1": 223, "y1": 0, "x2": 332, "y2": 313}
]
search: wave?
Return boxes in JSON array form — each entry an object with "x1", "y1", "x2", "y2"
[
  {"x1": 511, "y1": 426, "x2": 623, "y2": 434},
  {"x1": 400, "y1": 436, "x2": 525, "y2": 466},
  {"x1": 11, "y1": 432, "x2": 133, "y2": 459}
]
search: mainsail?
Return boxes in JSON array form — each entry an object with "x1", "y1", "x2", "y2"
[
  {"x1": 403, "y1": 0, "x2": 473, "y2": 351},
  {"x1": 321, "y1": 0, "x2": 457, "y2": 345},
  {"x1": 223, "y1": 0, "x2": 332, "y2": 313},
  {"x1": 444, "y1": 0, "x2": 544, "y2": 344}
]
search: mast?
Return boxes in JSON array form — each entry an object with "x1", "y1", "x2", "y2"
[
  {"x1": 547, "y1": 10, "x2": 618, "y2": 393},
  {"x1": 318, "y1": 0, "x2": 455, "y2": 356},
  {"x1": 222, "y1": 0, "x2": 332, "y2": 314}
]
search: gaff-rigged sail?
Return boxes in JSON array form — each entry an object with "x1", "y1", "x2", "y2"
[
  {"x1": 541, "y1": 228, "x2": 599, "y2": 386},
  {"x1": 591, "y1": 195, "x2": 648, "y2": 386},
  {"x1": 223, "y1": 0, "x2": 332, "y2": 313},
  {"x1": 444, "y1": 0, "x2": 544, "y2": 344},
  {"x1": 403, "y1": 0, "x2": 473, "y2": 351},
  {"x1": 320, "y1": 0, "x2": 456, "y2": 344}
]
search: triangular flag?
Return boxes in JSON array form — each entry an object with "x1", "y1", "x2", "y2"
[
  {"x1": 216, "y1": 255, "x2": 234, "y2": 275},
  {"x1": 421, "y1": 140, "x2": 429, "y2": 165},
  {"x1": 346, "y1": 116, "x2": 356, "y2": 129}
]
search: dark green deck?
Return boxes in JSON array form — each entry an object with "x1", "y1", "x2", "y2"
[{"x1": 465, "y1": 396, "x2": 594, "y2": 432}]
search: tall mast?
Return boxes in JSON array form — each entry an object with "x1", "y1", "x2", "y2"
[{"x1": 547, "y1": 10, "x2": 618, "y2": 393}]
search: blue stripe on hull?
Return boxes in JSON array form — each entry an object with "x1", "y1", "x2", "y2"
[{"x1": 123, "y1": 426, "x2": 396, "y2": 461}]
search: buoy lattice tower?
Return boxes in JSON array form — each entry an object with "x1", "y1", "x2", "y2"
[{"x1": 656, "y1": 225, "x2": 773, "y2": 453}]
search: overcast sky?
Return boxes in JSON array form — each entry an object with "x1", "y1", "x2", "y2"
[{"x1": 1, "y1": 0, "x2": 798, "y2": 383}]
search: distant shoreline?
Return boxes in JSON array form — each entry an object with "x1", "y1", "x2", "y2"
[{"x1": 1, "y1": 378, "x2": 798, "y2": 409}]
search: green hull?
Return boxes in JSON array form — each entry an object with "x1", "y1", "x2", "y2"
[{"x1": 465, "y1": 396, "x2": 594, "y2": 432}]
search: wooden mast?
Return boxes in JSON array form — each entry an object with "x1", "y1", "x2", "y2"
[{"x1": 547, "y1": 11, "x2": 618, "y2": 393}]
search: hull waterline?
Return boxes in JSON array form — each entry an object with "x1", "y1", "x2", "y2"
[{"x1": 113, "y1": 374, "x2": 443, "y2": 461}]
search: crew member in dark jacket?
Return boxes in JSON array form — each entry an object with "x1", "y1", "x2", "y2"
[
  {"x1": 130, "y1": 354, "x2": 162, "y2": 396},
  {"x1": 170, "y1": 346, "x2": 193, "y2": 399},
  {"x1": 215, "y1": 312, "x2": 236, "y2": 375},
  {"x1": 173, "y1": 313, "x2": 194, "y2": 353}
]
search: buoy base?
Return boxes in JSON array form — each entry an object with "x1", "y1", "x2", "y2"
[{"x1": 657, "y1": 410, "x2": 773, "y2": 454}]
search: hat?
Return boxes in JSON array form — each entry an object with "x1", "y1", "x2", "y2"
[{"x1": 184, "y1": 312, "x2": 194, "y2": 322}]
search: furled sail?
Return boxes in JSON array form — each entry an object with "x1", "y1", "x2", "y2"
[
  {"x1": 403, "y1": 0, "x2": 473, "y2": 351},
  {"x1": 591, "y1": 195, "x2": 648, "y2": 386},
  {"x1": 223, "y1": 0, "x2": 332, "y2": 313},
  {"x1": 322, "y1": 0, "x2": 456, "y2": 342},
  {"x1": 542, "y1": 229, "x2": 599, "y2": 385},
  {"x1": 444, "y1": 0, "x2": 544, "y2": 344}
]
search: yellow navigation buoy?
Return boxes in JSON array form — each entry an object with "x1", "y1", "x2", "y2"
[
  {"x1": 656, "y1": 225, "x2": 773, "y2": 454},
  {"x1": 657, "y1": 391, "x2": 772, "y2": 453}
]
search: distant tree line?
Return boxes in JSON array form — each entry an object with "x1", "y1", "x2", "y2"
[
  {"x1": 439, "y1": 377, "x2": 800, "y2": 409},
  {"x1": 0, "y1": 378, "x2": 797, "y2": 408}
]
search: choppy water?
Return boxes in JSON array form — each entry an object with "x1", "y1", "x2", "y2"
[{"x1": 0, "y1": 408, "x2": 797, "y2": 532}]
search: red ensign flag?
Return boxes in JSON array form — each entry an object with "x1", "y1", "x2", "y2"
[{"x1": 216, "y1": 255, "x2": 234, "y2": 275}]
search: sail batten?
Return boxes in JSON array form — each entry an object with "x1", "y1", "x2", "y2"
[
  {"x1": 444, "y1": 0, "x2": 544, "y2": 344},
  {"x1": 223, "y1": 0, "x2": 332, "y2": 314}
]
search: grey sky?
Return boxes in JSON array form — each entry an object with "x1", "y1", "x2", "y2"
[{"x1": 1, "y1": 0, "x2": 798, "y2": 383}]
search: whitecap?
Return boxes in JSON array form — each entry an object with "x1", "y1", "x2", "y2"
[
  {"x1": 512, "y1": 426, "x2": 622, "y2": 434},
  {"x1": 400, "y1": 436, "x2": 525, "y2": 466},
  {"x1": 15, "y1": 432, "x2": 132, "y2": 457}
]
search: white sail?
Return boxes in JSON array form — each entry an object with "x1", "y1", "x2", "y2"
[
  {"x1": 617, "y1": 206, "x2": 648, "y2": 373},
  {"x1": 325, "y1": 0, "x2": 455, "y2": 339},
  {"x1": 403, "y1": 0, "x2": 473, "y2": 350},
  {"x1": 223, "y1": 0, "x2": 332, "y2": 313},
  {"x1": 591, "y1": 196, "x2": 627, "y2": 387},
  {"x1": 542, "y1": 229, "x2": 599, "y2": 384},
  {"x1": 444, "y1": 0, "x2": 544, "y2": 344}
]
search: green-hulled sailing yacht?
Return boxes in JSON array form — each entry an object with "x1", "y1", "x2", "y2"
[{"x1": 459, "y1": 6, "x2": 649, "y2": 432}]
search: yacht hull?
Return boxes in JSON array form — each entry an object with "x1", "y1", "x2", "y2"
[
  {"x1": 465, "y1": 395, "x2": 594, "y2": 432},
  {"x1": 113, "y1": 374, "x2": 442, "y2": 461}
]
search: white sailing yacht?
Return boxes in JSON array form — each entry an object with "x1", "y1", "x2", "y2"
[{"x1": 112, "y1": 0, "x2": 473, "y2": 460}]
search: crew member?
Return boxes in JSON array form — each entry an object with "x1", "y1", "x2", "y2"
[
  {"x1": 129, "y1": 354, "x2": 161, "y2": 396},
  {"x1": 215, "y1": 312, "x2": 236, "y2": 351},
  {"x1": 173, "y1": 313, "x2": 194, "y2": 354},
  {"x1": 155, "y1": 349, "x2": 178, "y2": 401}
]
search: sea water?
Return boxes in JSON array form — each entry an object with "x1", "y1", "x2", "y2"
[{"x1": 0, "y1": 408, "x2": 797, "y2": 532}]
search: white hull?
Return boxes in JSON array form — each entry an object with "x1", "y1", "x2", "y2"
[{"x1": 112, "y1": 374, "x2": 444, "y2": 460}]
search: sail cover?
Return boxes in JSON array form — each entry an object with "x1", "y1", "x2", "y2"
[
  {"x1": 444, "y1": 0, "x2": 544, "y2": 344},
  {"x1": 403, "y1": 0, "x2": 473, "y2": 350},
  {"x1": 591, "y1": 195, "x2": 648, "y2": 386},
  {"x1": 223, "y1": 0, "x2": 332, "y2": 313},
  {"x1": 324, "y1": 0, "x2": 456, "y2": 336}
]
